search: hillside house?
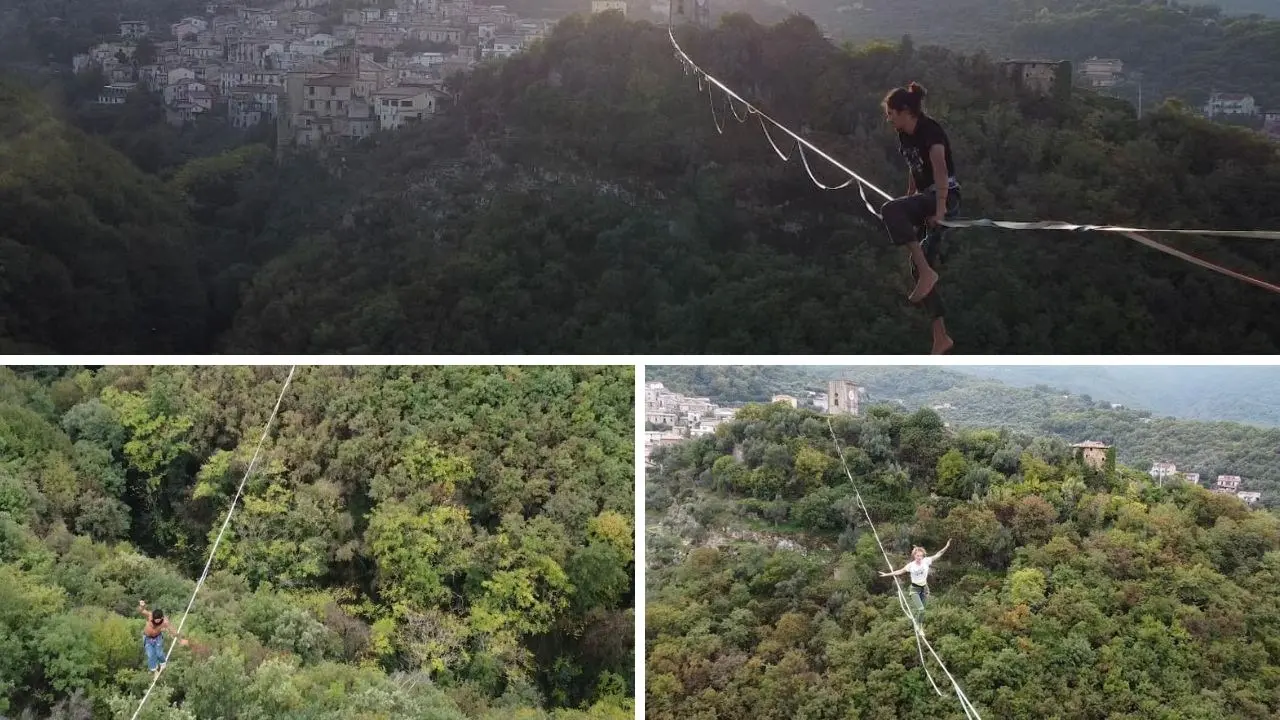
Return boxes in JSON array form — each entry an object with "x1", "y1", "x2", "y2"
[
  {"x1": 647, "y1": 410, "x2": 677, "y2": 427},
  {"x1": 119, "y1": 20, "x2": 149, "y2": 38},
  {"x1": 212, "y1": 18, "x2": 244, "y2": 41},
  {"x1": 230, "y1": 85, "x2": 281, "y2": 126},
  {"x1": 644, "y1": 431, "x2": 684, "y2": 465},
  {"x1": 97, "y1": 82, "x2": 136, "y2": 104},
  {"x1": 164, "y1": 78, "x2": 207, "y2": 105},
  {"x1": 1215, "y1": 474, "x2": 1242, "y2": 492},
  {"x1": 1080, "y1": 57, "x2": 1123, "y2": 88},
  {"x1": 356, "y1": 23, "x2": 406, "y2": 48},
  {"x1": 90, "y1": 42, "x2": 131, "y2": 64},
  {"x1": 167, "y1": 67, "x2": 196, "y2": 85},
  {"x1": 194, "y1": 60, "x2": 226, "y2": 84},
  {"x1": 346, "y1": 100, "x2": 380, "y2": 140},
  {"x1": 183, "y1": 44, "x2": 223, "y2": 61},
  {"x1": 138, "y1": 64, "x2": 165, "y2": 90},
  {"x1": 172, "y1": 17, "x2": 208, "y2": 39},
  {"x1": 290, "y1": 12, "x2": 324, "y2": 35},
  {"x1": 189, "y1": 90, "x2": 214, "y2": 112},
  {"x1": 1149, "y1": 462, "x2": 1178, "y2": 485},
  {"x1": 297, "y1": 33, "x2": 339, "y2": 55},
  {"x1": 221, "y1": 66, "x2": 284, "y2": 93},
  {"x1": 1071, "y1": 441, "x2": 1112, "y2": 471},
  {"x1": 420, "y1": 25, "x2": 463, "y2": 44},
  {"x1": 108, "y1": 65, "x2": 136, "y2": 83},
  {"x1": 591, "y1": 0, "x2": 628, "y2": 14},
  {"x1": 1237, "y1": 491, "x2": 1262, "y2": 506},
  {"x1": 998, "y1": 60, "x2": 1070, "y2": 97},
  {"x1": 300, "y1": 73, "x2": 354, "y2": 117},
  {"x1": 1182, "y1": 472, "x2": 1200, "y2": 484},
  {"x1": 397, "y1": 65, "x2": 438, "y2": 84},
  {"x1": 372, "y1": 84, "x2": 441, "y2": 129},
  {"x1": 1204, "y1": 93, "x2": 1257, "y2": 117}
]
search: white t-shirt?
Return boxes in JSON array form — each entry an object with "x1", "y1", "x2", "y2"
[{"x1": 908, "y1": 557, "x2": 933, "y2": 585}]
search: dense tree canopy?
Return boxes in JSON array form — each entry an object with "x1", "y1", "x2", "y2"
[
  {"x1": 646, "y1": 402, "x2": 1280, "y2": 719},
  {"x1": 0, "y1": 365, "x2": 635, "y2": 719},
  {"x1": 3, "y1": 9, "x2": 1279, "y2": 352},
  {"x1": 651, "y1": 365, "x2": 1280, "y2": 505}
]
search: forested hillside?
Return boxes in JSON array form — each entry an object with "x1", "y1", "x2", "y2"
[
  {"x1": 959, "y1": 365, "x2": 1280, "y2": 426},
  {"x1": 222, "y1": 14, "x2": 1280, "y2": 354},
  {"x1": 649, "y1": 365, "x2": 1280, "y2": 503},
  {"x1": 0, "y1": 366, "x2": 634, "y2": 719},
  {"x1": 4, "y1": 11, "x2": 1280, "y2": 352},
  {"x1": 797, "y1": 0, "x2": 1280, "y2": 109},
  {"x1": 646, "y1": 402, "x2": 1280, "y2": 719}
]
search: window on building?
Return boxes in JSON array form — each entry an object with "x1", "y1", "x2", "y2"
[
  {"x1": 308, "y1": 86, "x2": 315, "y2": 95},
  {"x1": 309, "y1": 100, "x2": 315, "y2": 109}
]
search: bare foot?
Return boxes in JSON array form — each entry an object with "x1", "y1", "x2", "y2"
[
  {"x1": 932, "y1": 336, "x2": 954, "y2": 355},
  {"x1": 909, "y1": 267, "x2": 939, "y2": 303}
]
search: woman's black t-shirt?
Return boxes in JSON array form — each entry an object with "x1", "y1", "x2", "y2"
[{"x1": 898, "y1": 115, "x2": 956, "y2": 191}]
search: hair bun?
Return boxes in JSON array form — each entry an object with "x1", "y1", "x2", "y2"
[{"x1": 907, "y1": 81, "x2": 926, "y2": 98}]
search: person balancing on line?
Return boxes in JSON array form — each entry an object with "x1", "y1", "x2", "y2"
[
  {"x1": 138, "y1": 600, "x2": 186, "y2": 675},
  {"x1": 879, "y1": 539, "x2": 952, "y2": 618},
  {"x1": 880, "y1": 82, "x2": 962, "y2": 355}
]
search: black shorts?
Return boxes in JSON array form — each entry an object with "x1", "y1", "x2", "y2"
[{"x1": 879, "y1": 190, "x2": 962, "y2": 247}]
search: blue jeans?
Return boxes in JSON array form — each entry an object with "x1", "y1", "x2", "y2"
[
  {"x1": 144, "y1": 634, "x2": 165, "y2": 671},
  {"x1": 910, "y1": 583, "x2": 929, "y2": 616}
]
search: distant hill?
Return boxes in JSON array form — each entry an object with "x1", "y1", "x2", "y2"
[
  {"x1": 1213, "y1": 0, "x2": 1280, "y2": 17},
  {"x1": 794, "y1": 0, "x2": 1280, "y2": 110},
  {"x1": 958, "y1": 366, "x2": 1280, "y2": 426},
  {"x1": 648, "y1": 365, "x2": 1280, "y2": 503}
]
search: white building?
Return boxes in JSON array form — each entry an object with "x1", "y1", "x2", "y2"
[
  {"x1": 119, "y1": 20, "x2": 150, "y2": 39},
  {"x1": 591, "y1": 0, "x2": 627, "y2": 14},
  {"x1": 97, "y1": 82, "x2": 136, "y2": 104},
  {"x1": 164, "y1": 79, "x2": 207, "y2": 105},
  {"x1": 1204, "y1": 93, "x2": 1258, "y2": 117},
  {"x1": 1149, "y1": 462, "x2": 1178, "y2": 486},
  {"x1": 483, "y1": 35, "x2": 524, "y2": 60},
  {"x1": 372, "y1": 85, "x2": 442, "y2": 130},
  {"x1": 172, "y1": 17, "x2": 209, "y2": 39}
]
